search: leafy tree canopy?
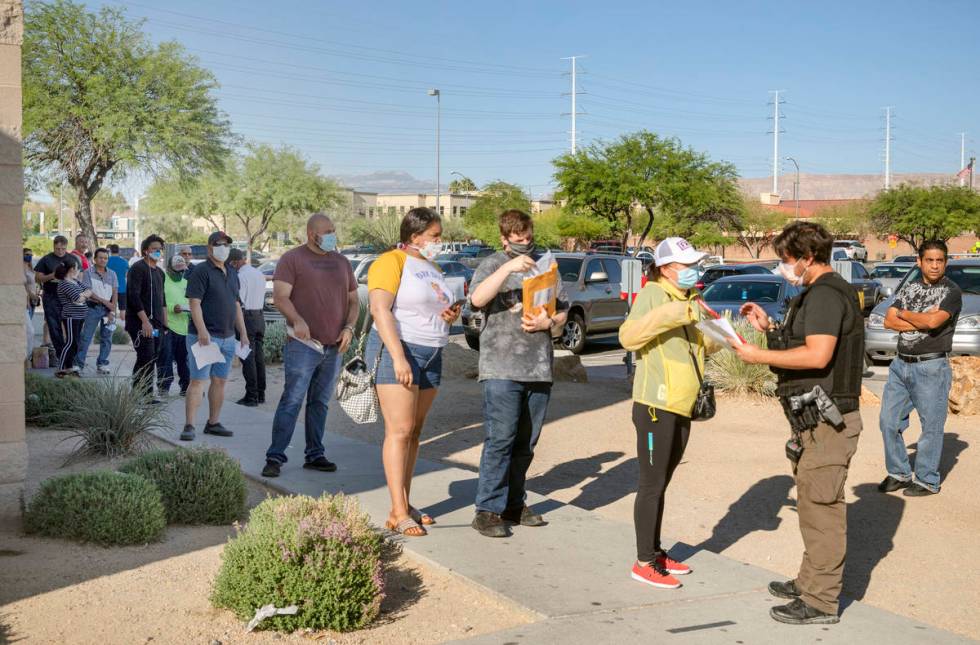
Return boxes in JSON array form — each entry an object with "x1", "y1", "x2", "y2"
[
  {"x1": 868, "y1": 184, "x2": 980, "y2": 249},
  {"x1": 462, "y1": 181, "x2": 530, "y2": 248},
  {"x1": 448, "y1": 176, "x2": 478, "y2": 193}
]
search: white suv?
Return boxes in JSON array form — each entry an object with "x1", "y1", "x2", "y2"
[{"x1": 832, "y1": 240, "x2": 867, "y2": 262}]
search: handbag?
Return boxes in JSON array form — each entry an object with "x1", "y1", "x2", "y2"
[
  {"x1": 682, "y1": 325, "x2": 716, "y2": 421},
  {"x1": 336, "y1": 312, "x2": 382, "y2": 424}
]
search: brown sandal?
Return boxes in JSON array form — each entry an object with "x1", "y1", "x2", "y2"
[
  {"x1": 409, "y1": 506, "x2": 435, "y2": 526},
  {"x1": 385, "y1": 517, "x2": 427, "y2": 537}
]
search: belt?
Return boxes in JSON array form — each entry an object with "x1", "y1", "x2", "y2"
[{"x1": 897, "y1": 352, "x2": 947, "y2": 363}]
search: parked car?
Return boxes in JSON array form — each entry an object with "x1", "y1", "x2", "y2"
[
  {"x1": 258, "y1": 260, "x2": 278, "y2": 280},
  {"x1": 865, "y1": 258, "x2": 980, "y2": 360},
  {"x1": 461, "y1": 252, "x2": 630, "y2": 354},
  {"x1": 436, "y1": 260, "x2": 474, "y2": 284},
  {"x1": 892, "y1": 254, "x2": 917, "y2": 263},
  {"x1": 869, "y1": 262, "x2": 914, "y2": 298},
  {"x1": 701, "y1": 274, "x2": 801, "y2": 324},
  {"x1": 833, "y1": 259, "x2": 882, "y2": 313},
  {"x1": 457, "y1": 246, "x2": 496, "y2": 269},
  {"x1": 832, "y1": 239, "x2": 868, "y2": 261},
  {"x1": 695, "y1": 264, "x2": 774, "y2": 291}
]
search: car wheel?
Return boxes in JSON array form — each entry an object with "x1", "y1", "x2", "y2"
[
  {"x1": 559, "y1": 313, "x2": 586, "y2": 354},
  {"x1": 464, "y1": 331, "x2": 480, "y2": 351}
]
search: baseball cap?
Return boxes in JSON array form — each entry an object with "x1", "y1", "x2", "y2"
[
  {"x1": 227, "y1": 248, "x2": 245, "y2": 263},
  {"x1": 208, "y1": 231, "x2": 233, "y2": 246},
  {"x1": 654, "y1": 237, "x2": 707, "y2": 267}
]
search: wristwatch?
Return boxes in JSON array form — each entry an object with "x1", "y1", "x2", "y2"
[{"x1": 343, "y1": 325, "x2": 355, "y2": 335}]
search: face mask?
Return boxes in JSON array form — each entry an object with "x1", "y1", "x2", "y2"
[
  {"x1": 24, "y1": 255, "x2": 32, "y2": 264},
  {"x1": 212, "y1": 245, "x2": 230, "y2": 262},
  {"x1": 675, "y1": 266, "x2": 699, "y2": 289},
  {"x1": 149, "y1": 250, "x2": 163, "y2": 262},
  {"x1": 411, "y1": 241, "x2": 442, "y2": 261},
  {"x1": 507, "y1": 241, "x2": 535, "y2": 257},
  {"x1": 778, "y1": 261, "x2": 805, "y2": 286},
  {"x1": 318, "y1": 233, "x2": 338, "y2": 252}
]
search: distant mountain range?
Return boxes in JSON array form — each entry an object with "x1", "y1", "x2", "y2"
[
  {"x1": 331, "y1": 170, "x2": 439, "y2": 194},
  {"x1": 739, "y1": 172, "x2": 969, "y2": 200}
]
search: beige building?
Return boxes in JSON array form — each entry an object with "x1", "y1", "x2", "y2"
[{"x1": 338, "y1": 188, "x2": 555, "y2": 220}]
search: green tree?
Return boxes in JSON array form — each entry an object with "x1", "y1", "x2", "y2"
[
  {"x1": 448, "y1": 176, "x2": 478, "y2": 193},
  {"x1": 868, "y1": 184, "x2": 980, "y2": 249},
  {"x1": 556, "y1": 210, "x2": 612, "y2": 249},
  {"x1": 725, "y1": 199, "x2": 790, "y2": 258},
  {"x1": 23, "y1": 1, "x2": 232, "y2": 245},
  {"x1": 814, "y1": 201, "x2": 871, "y2": 240},
  {"x1": 46, "y1": 184, "x2": 129, "y2": 232},
  {"x1": 140, "y1": 212, "x2": 207, "y2": 245},
  {"x1": 554, "y1": 131, "x2": 741, "y2": 254},
  {"x1": 346, "y1": 213, "x2": 401, "y2": 250},
  {"x1": 441, "y1": 216, "x2": 470, "y2": 242},
  {"x1": 463, "y1": 181, "x2": 531, "y2": 247},
  {"x1": 144, "y1": 145, "x2": 341, "y2": 259}
]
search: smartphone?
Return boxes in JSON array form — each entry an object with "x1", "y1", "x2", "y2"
[{"x1": 451, "y1": 299, "x2": 466, "y2": 308}]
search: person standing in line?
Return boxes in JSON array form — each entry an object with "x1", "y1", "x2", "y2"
[
  {"x1": 365, "y1": 208, "x2": 461, "y2": 537},
  {"x1": 55, "y1": 259, "x2": 91, "y2": 378},
  {"x1": 182, "y1": 231, "x2": 249, "y2": 441},
  {"x1": 468, "y1": 209, "x2": 569, "y2": 538},
  {"x1": 71, "y1": 234, "x2": 91, "y2": 271},
  {"x1": 23, "y1": 248, "x2": 40, "y2": 364},
  {"x1": 177, "y1": 244, "x2": 196, "y2": 279},
  {"x1": 619, "y1": 237, "x2": 721, "y2": 590},
  {"x1": 228, "y1": 248, "x2": 267, "y2": 406},
  {"x1": 262, "y1": 214, "x2": 358, "y2": 478},
  {"x1": 126, "y1": 235, "x2": 168, "y2": 399},
  {"x1": 75, "y1": 248, "x2": 118, "y2": 374},
  {"x1": 34, "y1": 235, "x2": 71, "y2": 357},
  {"x1": 158, "y1": 254, "x2": 191, "y2": 397},
  {"x1": 106, "y1": 244, "x2": 129, "y2": 321},
  {"x1": 878, "y1": 240, "x2": 962, "y2": 497}
]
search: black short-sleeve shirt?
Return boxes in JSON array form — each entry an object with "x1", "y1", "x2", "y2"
[
  {"x1": 892, "y1": 276, "x2": 962, "y2": 355},
  {"x1": 789, "y1": 273, "x2": 849, "y2": 341},
  {"x1": 35, "y1": 252, "x2": 77, "y2": 297},
  {"x1": 185, "y1": 260, "x2": 241, "y2": 338}
]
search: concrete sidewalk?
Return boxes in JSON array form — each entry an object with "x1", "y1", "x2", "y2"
[{"x1": 154, "y1": 398, "x2": 972, "y2": 644}]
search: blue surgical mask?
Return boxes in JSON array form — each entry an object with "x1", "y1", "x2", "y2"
[
  {"x1": 318, "y1": 233, "x2": 338, "y2": 252},
  {"x1": 149, "y1": 250, "x2": 163, "y2": 262},
  {"x1": 676, "y1": 267, "x2": 699, "y2": 289}
]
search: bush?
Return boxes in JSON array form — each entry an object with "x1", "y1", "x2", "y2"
[
  {"x1": 25, "y1": 373, "x2": 96, "y2": 426},
  {"x1": 263, "y1": 321, "x2": 287, "y2": 364},
  {"x1": 40, "y1": 375, "x2": 166, "y2": 462},
  {"x1": 24, "y1": 471, "x2": 167, "y2": 546},
  {"x1": 211, "y1": 494, "x2": 389, "y2": 633},
  {"x1": 111, "y1": 324, "x2": 130, "y2": 345},
  {"x1": 706, "y1": 317, "x2": 777, "y2": 397},
  {"x1": 120, "y1": 448, "x2": 247, "y2": 525}
]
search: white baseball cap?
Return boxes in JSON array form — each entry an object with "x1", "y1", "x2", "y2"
[{"x1": 654, "y1": 237, "x2": 707, "y2": 267}]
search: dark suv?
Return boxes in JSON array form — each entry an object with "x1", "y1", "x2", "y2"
[{"x1": 695, "y1": 264, "x2": 774, "y2": 290}]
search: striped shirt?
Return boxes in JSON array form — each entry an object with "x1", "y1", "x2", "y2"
[{"x1": 57, "y1": 279, "x2": 89, "y2": 320}]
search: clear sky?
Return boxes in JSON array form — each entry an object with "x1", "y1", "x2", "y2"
[{"x1": 92, "y1": 0, "x2": 979, "y2": 196}]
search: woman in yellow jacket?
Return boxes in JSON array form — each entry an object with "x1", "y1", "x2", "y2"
[{"x1": 619, "y1": 237, "x2": 719, "y2": 590}]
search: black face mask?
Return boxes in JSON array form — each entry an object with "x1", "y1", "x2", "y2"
[{"x1": 506, "y1": 241, "x2": 535, "y2": 257}]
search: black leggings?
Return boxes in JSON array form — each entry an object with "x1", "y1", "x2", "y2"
[
  {"x1": 58, "y1": 318, "x2": 84, "y2": 371},
  {"x1": 633, "y1": 403, "x2": 691, "y2": 563}
]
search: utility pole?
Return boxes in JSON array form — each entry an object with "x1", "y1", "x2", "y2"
[
  {"x1": 768, "y1": 91, "x2": 785, "y2": 196},
  {"x1": 960, "y1": 132, "x2": 967, "y2": 187},
  {"x1": 971, "y1": 156, "x2": 976, "y2": 190},
  {"x1": 561, "y1": 55, "x2": 586, "y2": 153},
  {"x1": 883, "y1": 107, "x2": 893, "y2": 190},
  {"x1": 428, "y1": 89, "x2": 441, "y2": 216},
  {"x1": 785, "y1": 157, "x2": 800, "y2": 218},
  {"x1": 58, "y1": 182, "x2": 64, "y2": 235}
]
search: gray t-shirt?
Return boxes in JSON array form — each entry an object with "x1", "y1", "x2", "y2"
[{"x1": 470, "y1": 252, "x2": 569, "y2": 383}]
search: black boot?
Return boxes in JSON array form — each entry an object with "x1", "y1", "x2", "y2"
[
  {"x1": 768, "y1": 579, "x2": 801, "y2": 600},
  {"x1": 770, "y1": 599, "x2": 839, "y2": 625}
]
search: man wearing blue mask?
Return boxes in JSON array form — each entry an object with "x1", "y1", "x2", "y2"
[
  {"x1": 262, "y1": 213, "x2": 359, "y2": 478},
  {"x1": 126, "y1": 234, "x2": 168, "y2": 399}
]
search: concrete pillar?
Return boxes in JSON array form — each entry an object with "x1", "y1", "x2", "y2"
[{"x1": 0, "y1": 0, "x2": 26, "y2": 523}]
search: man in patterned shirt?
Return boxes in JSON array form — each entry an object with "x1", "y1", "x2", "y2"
[{"x1": 878, "y1": 240, "x2": 962, "y2": 497}]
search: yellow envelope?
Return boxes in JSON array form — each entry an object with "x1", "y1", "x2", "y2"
[{"x1": 522, "y1": 263, "x2": 558, "y2": 317}]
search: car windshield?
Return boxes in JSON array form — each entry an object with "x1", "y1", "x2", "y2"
[
  {"x1": 557, "y1": 257, "x2": 582, "y2": 282},
  {"x1": 258, "y1": 261, "x2": 276, "y2": 273},
  {"x1": 703, "y1": 281, "x2": 782, "y2": 303},
  {"x1": 894, "y1": 265, "x2": 980, "y2": 295},
  {"x1": 871, "y1": 265, "x2": 911, "y2": 279}
]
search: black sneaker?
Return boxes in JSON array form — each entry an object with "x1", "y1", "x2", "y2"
[
  {"x1": 472, "y1": 511, "x2": 509, "y2": 538},
  {"x1": 501, "y1": 505, "x2": 546, "y2": 527},
  {"x1": 236, "y1": 397, "x2": 259, "y2": 407},
  {"x1": 768, "y1": 579, "x2": 801, "y2": 600},
  {"x1": 303, "y1": 456, "x2": 337, "y2": 472},
  {"x1": 878, "y1": 475, "x2": 911, "y2": 493},
  {"x1": 179, "y1": 424, "x2": 195, "y2": 442},
  {"x1": 179, "y1": 389, "x2": 187, "y2": 397},
  {"x1": 903, "y1": 482, "x2": 938, "y2": 497},
  {"x1": 203, "y1": 421, "x2": 233, "y2": 437},
  {"x1": 261, "y1": 460, "x2": 281, "y2": 478},
  {"x1": 257, "y1": 394, "x2": 266, "y2": 404},
  {"x1": 770, "y1": 599, "x2": 839, "y2": 625}
]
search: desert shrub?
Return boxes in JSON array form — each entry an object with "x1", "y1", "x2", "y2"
[
  {"x1": 24, "y1": 471, "x2": 166, "y2": 546},
  {"x1": 120, "y1": 448, "x2": 247, "y2": 525},
  {"x1": 263, "y1": 321, "x2": 287, "y2": 364},
  {"x1": 706, "y1": 317, "x2": 777, "y2": 397},
  {"x1": 211, "y1": 494, "x2": 390, "y2": 633},
  {"x1": 25, "y1": 373, "x2": 96, "y2": 426},
  {"x1": 111, "y1": 324, "x2": 130, "y2": 345},
  {"x1": 40, "y1": 376, "x2": 166, "y2": 462}
]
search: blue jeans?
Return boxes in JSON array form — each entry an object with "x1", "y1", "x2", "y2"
[
  {"x1": 266, "y1": 339, "x2": 341, "y2": 465},
  {"x1": 74, "y1": 304, "x2": 112, "y2": 370},
  {"x1": 157, "y1": 330, "x2": 189, "y2": 394},
  {"x1": 879, "y1": 356, "x2": 953, "y2": 492},
  {"x1": 475, "y1": 380, "x2": 552, "y2": 514}
]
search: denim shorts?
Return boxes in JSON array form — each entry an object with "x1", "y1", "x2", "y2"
[
  {"x1": 365, "y1": 329, "x2": 443, "y2": 390},
  {"x1": 186, "y1": 333, "x2": 236, "y2": 380}
]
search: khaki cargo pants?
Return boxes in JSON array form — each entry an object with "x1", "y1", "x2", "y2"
[{"x1": 792, "y1": 410, "x2": 862, "y2": 615}]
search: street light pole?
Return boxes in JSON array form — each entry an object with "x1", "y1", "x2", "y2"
[
  {"x1": 428, "y1": 89, "x2": 441, "y2": 217},
  {"x1": 785, "y1": 156, "x2": 800, "y2": 218}
]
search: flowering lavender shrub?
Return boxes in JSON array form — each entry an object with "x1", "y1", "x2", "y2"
[{"x1": 210, "y1": 494, "x2": 390, "y2": 632}]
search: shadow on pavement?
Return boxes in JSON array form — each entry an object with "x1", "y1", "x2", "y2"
[
  {"x1": 908, "y1": 432, "x2": 969, "y2": 482},
  {"x1": 693, "y1": 475, "x2": 795, "y2": 556},
  {"x1": 843, "y1": 482, "x2": 904, "y2": 604}
]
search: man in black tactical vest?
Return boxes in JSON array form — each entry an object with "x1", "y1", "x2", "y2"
[{"x1": 731, "y1": 221, "x2": 865, "y2": 626}]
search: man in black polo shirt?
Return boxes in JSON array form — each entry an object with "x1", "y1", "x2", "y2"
[
  {"x1": 182, "y1": 231, "x2": 249, "y2": 441},
  {"x1": 34, "y1": 235, "x2": 72, "y2": 357},
  {"x1": 879, "y1": 240, "x2": 962, "y2": 497}
]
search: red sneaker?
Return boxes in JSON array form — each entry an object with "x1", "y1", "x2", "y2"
[
  {"x1": 630, "y1": 561, "x2": 681, "y2": 589},
  {"x1": 656, "y1": 553, "x2": 691, "y2": 575}
]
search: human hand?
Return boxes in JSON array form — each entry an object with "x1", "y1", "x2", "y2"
[
  {"x1": 505, "y1": 254, "x2": 536, "y2": 274},
  {"x1": 393, "y1": 357, "x2": 414, "y2": 387},
  {"x1": 198, "y1": 330, "x2": 211, "y2": 346},
  {"x1": 292, "y1": 319, "x2": 311, "y2": 340},
  {"x1": 337, "y1": 328, "x2": 354, "y2": 354},
  {"x1": 729, "y1": 338, "x2": 764, "y2": 363},
  {"x1": 440, "y1": 303, "x2": 462, "y2": 324},
  {"x1": 521, "y1": 308, "x2": 552, "y2": 333},
  {"x1": 141, "y1": 320, "x2": 154, "y2": 338},
  {"x1": 739, "y1": 302, "x2": 771, "y2": 333},
  {"x1": 173, "y1": 304, "x2": 182, "y2": 314}
]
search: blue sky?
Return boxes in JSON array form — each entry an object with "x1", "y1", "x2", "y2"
[{"x1": 92, "y1": 0, "x2": 979, "y2": 196}]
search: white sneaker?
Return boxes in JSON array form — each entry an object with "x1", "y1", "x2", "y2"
[{"x1": 97, "y1": 366, "x2": 111, "y2": 374}]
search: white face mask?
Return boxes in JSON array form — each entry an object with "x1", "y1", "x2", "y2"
[
  {"x1": 778, "y1": 261, "x2": 806, "y2": 286},
  {"x1": 412, "y1": 241, "x2": 442, "y2": 261},
  {"x1": 212, "y1": 245, "x2": 231, "y2": 263}
]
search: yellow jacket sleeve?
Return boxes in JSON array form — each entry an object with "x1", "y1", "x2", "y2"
[{"x1": 619, "y1": 287, "x2": 698, "y2": 352}]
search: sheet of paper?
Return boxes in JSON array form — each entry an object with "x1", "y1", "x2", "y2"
[
  {"x1": 696, "y1": 318, "x2": 745, "y2": 349},
  {"x1": 91, "y1": 280, "x2": 112, "y2": 301},
  {"x1": 235, "y1": 342, "x2": 251, "y2": 360},
  {"x1": 191, "y1": 341, "x2": 225, "y2": 368},
  {"x1": 525, "y1": 251, "x2": 555, "y2": 278},
  {"x1": 286, "y1": 327, "x2": 325, "y2": 354}
]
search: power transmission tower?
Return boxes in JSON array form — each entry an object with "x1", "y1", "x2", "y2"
[
  {"x1": 561, "y1": 55, "x2": 587, "y2": 153},
  {"x1": 767, "y1": 90, "x2": 786, "y2": 195},
  {"x1": 883, "y1": 107, "x2": 893, "y2": 190}
]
